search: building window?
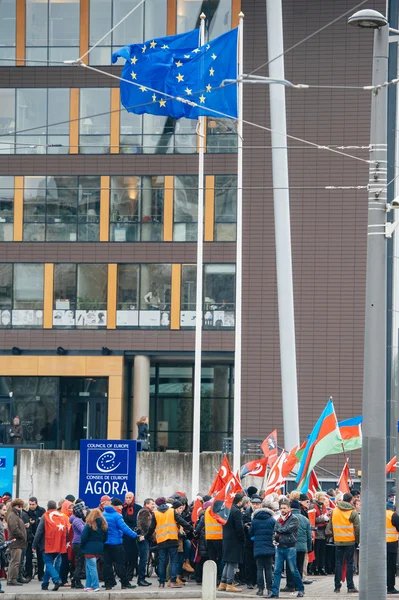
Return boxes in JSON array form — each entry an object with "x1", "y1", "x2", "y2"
[
  {"x1": 80, "y1": 89, "x2": 110, "y2": 154},
  {"x1": 120, "y1": 114, "x2": 197, "y2": 155},
  {"x1": 0, "y1": 264, "x2": 12, "y2": 328},
  {"x1": 180, "y1": 265, "x2": 196, "y2": 327},
  {"x1": 23, "y1": 176, "x2": 100, "y2": 242},
  {"x1": 0, "y1": 88, "x2": 70, "y2": 155},
  {"x1": 13, "y1": 264, "x2": 44, "y2": 327},
  {"x1": 110, "y1": 175, "x2": 164, "y2": 241},
  {"x1": 26, "y1": 0, "x2": 80, "y2": 65},
  {"x1": 116, "y1": 264, "x2": 139, "y2": 326},
  {"x1": 177, "y1": 0, "x2": 232, "y2": 40},
  {"x1": 0, "y1": 177, "x2": 14, "y2": 241},
  {"x1": 214, "y1": 175, "x2": 237, "y2": 241},
  {"x1": 0, "y1": 0, "x2": 16, "y2": 66},
  {"x1": 140, "y1": 264, "x2": 171, "y2": 328},
  {"x1": 53, "y1": 264, "x2": 77, "y2": 327},
  {"x1": 207, "y1": 118, "x2": 238, "y2": 153},
  {"x1": 150, "y1": 363, "x2": 233, "y2": 452},
  {"x1": 76, "y1": 264, "x2": 108, "y2": 328},
  {"x1": 173, "y1": 175, "x2": 199, "y2": 241},
  {"x1": 204, "y1": 264, "x2": 235, "y2": 328},
  {"x1": 89, "y1": 0, "x2": 167, "y2": 65}
]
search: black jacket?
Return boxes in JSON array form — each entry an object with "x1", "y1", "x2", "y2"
[
  {"x1": 27, "y1": 506, "x2": 45, "y2": 538},
  {"x1": 248, "y1": 508, "x2": 276, "y2": 557},
  {"x1": 137, "y1": 423, "x2": 149, "y2": 441},
  {"x1": 274, "y1": 512, "x2": 299, "y2": 549},
  {"x1": 146, "y1": 504, "x2": 193, "y2": 549},
  {"x1": 122, "y1": 503, "x2": 142, "y2": 530},
  {"x1": 222, "y1": 504, "x2": 245, "y2": 563},
  {"x1": 194, "y1": 511, "x2": 208, "y2": 557},
  {"x1": 387, "y1": 511, "x2": 399, "y2": 553}
]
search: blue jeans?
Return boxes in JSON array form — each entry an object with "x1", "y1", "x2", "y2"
[
  {"x1": 85, "y1": 557, "x2": 99, "y2": 590},
  {"x1": 138, "y1": 539, "x2": 149, "y2": 582},
  {"x1": 272, "y1": 547, "x2": 304, "y2": 595},
  {"x1": 42, "y1": 552, "x2": 60, "y2": 587},
  {"x1": 158, "y1": 546, "x2": 178, "y2": 584}
]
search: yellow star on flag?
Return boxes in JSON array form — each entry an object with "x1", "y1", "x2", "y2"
[
  {"x1": 152, "y1": 94, "x2": 157, "y2": 102},
  {"x1": 193, "y1": 48, "x2": 200, "y2": 54},
  {"x1": 131, "y1": 56, "x2": 138, "y2": 64},
  {"x1": 131, "y1": 71, "x2": 137, "y2": 80},
  {"x1": 206, "y1": 44, "x2": 211, "y2": 50},
  {"x1": 162, "y1": 44, "x2": 169, "y2": 49},
  {"x1": 175, "y1": 60, "x2": 183, "y2": 67},
  {"x1": 184, "y1": 54, "x2": 191, "y2": 58},
  {"x1": 209, "y1": 67, "x2": 215, "y2": 76},
  {"x1": 176, "y1": 73, "x2": 184, "y2": 82},
  {"x1": 185, "y1": 87, "x2": 192, "y2": 95},
  {"x1": 199, "y1": 95, "x2": 206, "y2": 103},
  {"x1": 142, "y1": 44, "x2": 147, "y2": 53},
  {"x1": 150, "y1": 40, "x2": 157, "y2": 49},
  {"x1": 206, "y1": 84, "x2": 212, "y2": 93},
  {"x1": 159, "y1": 98, "x2": 167, "y2": 107},
  {"x1": 211, "y1": 53, "x2": 217, "y2": 60},
  {"x1": 140, "y1": 85, "x2": 147, "y2": 92}
]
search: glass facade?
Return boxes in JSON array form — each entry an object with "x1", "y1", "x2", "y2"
[
  {"x1": 79, "y1": 88, "x2": 111, "y2": 154},
  {"x1": 173, "y1": 175, "x2": 199, "y2": 241},
  {"x1": 26, "y1": 0, "x2": 80, "y2": 65},
  {"x1": 88, "y1": 0, "x2": 167, "y2": 65},
  {"x1": 0, "y1": 377, "x2": 108, "y2": 449},
  {"x1": 0, "y1": 0, "x2": 16, "y2": 66},
  {"x1": 24, "y1": 176, "x2": 100, "y2": 241},
  {"x1": 110, "y1": 175, "x2": 164, "y2": 241},
  {"x1": 0, "y1": 177, "x2": 14, "y2": 242},
  {"x1": 214, "y1": 174, "x2": 237, "y2": 241},
  {"x1": 177, "y1": 0, "x2": 232, "y2": 40},
  {"x1": 149, "y1": 363, "x2": 233, "y2": 452},
  {"x1": 120, "y1": 113, "x2": 198, "y2": 155}
]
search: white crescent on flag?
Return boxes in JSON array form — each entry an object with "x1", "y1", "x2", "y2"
[
  {"x1": 220, "y1": 465, "x2": 227, "y2": 478},
  {"x1": 249, "y1": 462, "x2": 264, "y2": 476}
]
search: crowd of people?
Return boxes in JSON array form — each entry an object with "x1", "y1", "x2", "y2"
[{"x1": 0, "y1": 485, "x2": 395, "y2": 597}]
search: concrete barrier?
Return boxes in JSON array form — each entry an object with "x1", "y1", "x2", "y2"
[{"x1": 16, "y1": 450, "x2": 266, "y2": 506}]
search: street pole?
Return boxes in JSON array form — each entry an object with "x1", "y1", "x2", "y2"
[
  {"x1": 359, "y1": 22, "x2": 388, "y2": 600},
  {"x1": 266, "y1": 0, "x2": 300, "y2": 451}
]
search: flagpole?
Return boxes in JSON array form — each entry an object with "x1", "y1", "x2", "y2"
[
  {"x1": 233, "y1": 11, "x2": 244, "y2": 477},
  {"x1": 191, "y1": 13, "x2": 206, "y2": 501}
]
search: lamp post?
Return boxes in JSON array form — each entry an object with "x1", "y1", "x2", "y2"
[{"x1": 348, "y1": 9, "x2": 388, "y2": 600}]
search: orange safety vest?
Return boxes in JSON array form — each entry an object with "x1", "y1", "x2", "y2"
[
  {"x1": 386, "y1": 510, "x2": 398, "y2": 543},
  {"x1": 154, "y1": 508, "x2": 178, "y2": 544},
  {"x1": 331, "y1": 507, "x2": 355, "y2": 543},
  {"x1": 204, "y1": 507, "x2": 223, "y2": 540}
]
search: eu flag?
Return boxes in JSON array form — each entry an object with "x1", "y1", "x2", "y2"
[{"x1": 112, "y1": 28, "x2": 238, "y2": 120}]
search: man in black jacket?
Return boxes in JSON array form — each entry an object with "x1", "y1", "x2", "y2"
[
  {"x1": 266, "y1": 499, "x2": 304, "y2": 599},
  {"x1": 25, "y1": 497, "x2": 45, "y2": 581},
  {"x1": 219, "y1": 493, "x2": 245, "y2": 593}
]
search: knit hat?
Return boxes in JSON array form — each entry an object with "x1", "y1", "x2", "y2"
[
  {"x1": 299, "y1": 494, "x2": 309, "y2": 502},
  {"x1": 251, "y1": 495, "x2": 262, "y2": 504},
  {"x1": 100, "y1": 495, "x2": 111, "y2": 504},
  {"x1": 173, "y1": 500, "x2": 183, "y2": 509},
  {"x1": 387, "y1": 501, "x2": 395, "y2": 511},
  {"x1": 11, "y1": 498, "x2": 24, "y2": 508},
  {"x1": 290, "y1": 499, "x2": 300, "y2": 509},
  {"x1": 247, "y1": 486, "x2": 258, "y2": 498},
  {"x1": 202, "y1": 495, "x2": 212, "y2": 502},
  {"x1": 73, "y1": 501, "x2": 86, "y2": 518},
  {"x1": 155, "y1": 497, "x2": 166, "y2": 507},
  {"x1": 65, "y1": 494, "x2": 75, "y2": 502}
]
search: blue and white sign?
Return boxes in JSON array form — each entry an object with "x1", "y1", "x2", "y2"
[
  {"x1": 0, "y1": 448, "x2": 14, "y2": 496},
  {"x1": 79, "y1": 440, "x2": 139, "y2": 508}
]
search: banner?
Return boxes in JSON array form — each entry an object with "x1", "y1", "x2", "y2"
[
  {"x1": 0, "y1": 448, "x2": 14, "y2": 496},
  {"x1": 79, "y1": 440, "x2": 139, "y2": 508}
]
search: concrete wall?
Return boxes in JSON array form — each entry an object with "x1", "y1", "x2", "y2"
[{"x1": 16, "y1": 450, "x2": 267, "y2": 506}]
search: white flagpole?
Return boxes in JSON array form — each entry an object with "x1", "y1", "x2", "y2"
[
  {"x1": 191, "y1": 13, "x2": 206, "y2": 501},
  {"x1": 233, "y1": 12, "x2": 244, "y2": 475}
]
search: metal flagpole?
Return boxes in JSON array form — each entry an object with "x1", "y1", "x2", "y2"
[
  {"x1": 233, "y1": 13, "x2": 244, "y2": 475},
  {"x1": 191, "y1": 13, "x2": 206, "y2": 500},
  {"x1": 266, "y1": 0, "x2": 300, "y2": 451}
]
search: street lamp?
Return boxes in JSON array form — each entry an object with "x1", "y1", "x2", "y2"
[{"x1": 348, "y1": 9, "x2": 388, "y2": 600}]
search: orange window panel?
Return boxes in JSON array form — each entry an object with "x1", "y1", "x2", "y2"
[
  {"x1": 80, "y1": 0, "x2": 89, "y2": 65},
  {"x1": 107, "y1": 264, "x2": 117, "y2": 329},
  {"x1": 13, "y1": 176, "x2": 24, "y2": 241},
  {"x1": 110, "y1": 88, "x2": 120, "y2": 154},
  {"x1": 16, "y1": 0, "x2": 25, "y2": 66},
  {"x1": 43, "y1": 264, "x2": 54, "y2": 329},
  {"x1": 167, "y1": 0, "x2": 177, "y2": 35},
  {"x1": 70, "y1": 89, "x2": 79, "y2": 155},
  {"x1": 204, "y1": 175, "x2": 215, "y2": 242}
]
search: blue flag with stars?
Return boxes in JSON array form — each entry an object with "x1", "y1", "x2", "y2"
[{"x1": 112, "y1": 28, "x2": 238, "y2": 120}]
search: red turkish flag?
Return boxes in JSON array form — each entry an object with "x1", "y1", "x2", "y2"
[
  {"x1": 281, "y1": 445, "x2": 299, "y2": 478},
  {"x1": 264, "y1": 450, "x2": 287, "y2": 496},
  {"x1": 191, "y1": 497, "x2": 203, "y2": 525},
  {"x1": 261, "y1": 429, "x2": 278, "y2": 466},
  {"x1": 209, "y1": 454, "x2": 232, "y2": 494},
  {"x1": 386, "y1": 456, "x2": 396, "y2": 473},
  {"x1": 338, "y1": 460, "x2": 351, "y2": 495},
  {"x1": 307, "y1": 470, "x2": 321, "y2": 499},
  {"x1": 44, "y1": 510, "x2": 68, "y2": 554},
  {"x1": 209, "y1": 474, "x2": 242, "y2": 525},
  {"x1": 240, "y1": 456, "x2": 268, "y2": 479}
]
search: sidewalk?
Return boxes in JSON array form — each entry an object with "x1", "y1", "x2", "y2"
[{"x1": 0, "y1": 574, "x2": 367, "y2": 599}]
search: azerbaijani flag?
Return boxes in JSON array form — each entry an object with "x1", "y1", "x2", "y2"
[
  {"x1": 296, "y1": 398, "x2": 343, "y2": 492},
  {"x1": 338, "y1": 416, "x2": 362, "y2": 452}
]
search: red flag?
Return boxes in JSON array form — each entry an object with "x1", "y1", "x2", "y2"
[
  {"x1": 386, "y1": 456, "x2": 396, "y2": 473},
  {"x1": 282, "y1": 445, "x2": 299, "y2": 478},
  {"x1": 338, "y1": 460, "x2": 351, "y2": 494},
  {"x1": 209, "y1": 474, "x2": 242, "y2": 525},
  {"x1": 307, "y1": 470, "x2": 321, "y2": 499},
  {"x1": 191, "y1": 497, "x2": 203, "y2": 525},
  {"x1": 44, "y1": 510, "x2": 68, "y2": 554},
  {"x1": 308, "y1": 506, "x2": 316, "y2": 562},
  {"x1": 264, "y1": 450, "x2": 287, "y2": 496},
  {"x1": 261, "y1": 429, "x2": 278, "y2": 466},
  {"x1": 209, "y1": 455, "x2": 232, "y2": 494},
  {"x1": 240, "y1": 456, "x2": 268, "y2": 479}
]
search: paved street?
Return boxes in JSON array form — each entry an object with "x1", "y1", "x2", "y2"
[{"x1": 0, "y1": 574, "x2": 369, "y2": 599}]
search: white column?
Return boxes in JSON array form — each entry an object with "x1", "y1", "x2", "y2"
[{"x1": 132, "y1": 355, "x2": 150, "y2": 439}]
